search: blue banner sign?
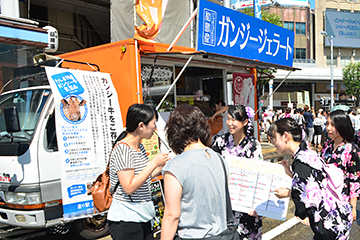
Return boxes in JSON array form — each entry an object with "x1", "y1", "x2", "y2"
[
  {"x1": 51, "y1": 71, "x2": 85, "y2": 97},
  {"x1": 325, "y1": 10, "x2": 360, "y2": 48},
  {"x1": 197, "y1": 0, "x2": 294, "y2": 67}
]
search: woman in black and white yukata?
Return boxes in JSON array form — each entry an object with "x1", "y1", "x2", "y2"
[
  {"x1": 269, "y1": 118, "x2": 353, "y2": 240},
  {"x1": 212, "y1": 105, "x2": 263, "y2": 240}
]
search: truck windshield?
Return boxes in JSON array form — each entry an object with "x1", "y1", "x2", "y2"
[{"x1": 0, "y1": 89, "x2": 51, "y2": 142}]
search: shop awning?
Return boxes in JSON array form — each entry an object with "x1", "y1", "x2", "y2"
[
  {"x1": 0, "y1": 20, "x2": 48, "y2": 48},
  {"x1": 142, "y1": 51, "x2": 301, "y2": 72}
]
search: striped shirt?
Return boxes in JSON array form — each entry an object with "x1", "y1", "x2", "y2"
[{"x1": 109, "y1": 142, "x2": 151, "y2": 202}]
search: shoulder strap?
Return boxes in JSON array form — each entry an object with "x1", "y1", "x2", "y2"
[
  {"x1": 216, "y1": 153, "x2": 235, "y2": 222},
  {"x1": 109, "y1": 142, "x2": 131, "y2": 195}
]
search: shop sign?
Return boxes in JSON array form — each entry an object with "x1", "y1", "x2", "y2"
[
  {"x1": 325, "y1": 10, "x2": 360, "y2": 48},
  {"x1": 197, "y1": 0, "x2": 294, "y2": 67},
  {"x1": 233, "y1": 73, "x2": 255, "y2": 110}
]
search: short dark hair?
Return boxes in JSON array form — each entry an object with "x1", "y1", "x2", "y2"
[
  {"x1": 228, "y1": 105, "x2": 254, "y2": 136},
  {"x1": 165, "y1": 105, "x2": 211, "y2": 155},
  {"x1": 268, "y1": 118, "x2": 302, "y2": 143},
  {"x1": 209, "y1": 96, "x2": 225, "y2": 110},
  {"x1": 329, "y1": 110, "x2": 354, "y2": 142}
]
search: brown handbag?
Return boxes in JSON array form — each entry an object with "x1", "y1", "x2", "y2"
[
  {"x1": 208, "y1": 115, "x2": 223, "y2": 135},
  {"x1": 91, "y1": 142, "x2": 128, "y2": 213}
]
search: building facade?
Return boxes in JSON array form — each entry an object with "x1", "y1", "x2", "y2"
[{"x1": 267, "y1": 0, "x2": 360, "y2": 111}]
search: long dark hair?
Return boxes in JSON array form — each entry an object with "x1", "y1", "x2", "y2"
[
  {"x1": 228, "y1": 105, "x2": 254, "y2": 137},
  {"x1": 165, "y1": 105, "x2": 211, "y2": 155},
  {"x1": 268, "y1": 118, "x2": 303, "y2": 143},
  {"x1": 328, "y1": 110, "x2": 354, "y2": 142},
  {"x1": 113, "y1": 103, "x2": 158, "y2": 147}
]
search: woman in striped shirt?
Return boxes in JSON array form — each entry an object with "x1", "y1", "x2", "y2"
[{"x1": 108, "y1": 104, "x2": 170, "y2": 240}]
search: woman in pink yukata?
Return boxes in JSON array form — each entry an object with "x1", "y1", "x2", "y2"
[
  {"x1": 212, "y1": 105, "x2": 263, "y2": 240},
  {"x1": 269, "y1": 118, "x2": 353, "y2": 240},
  {"x1": 321, "y1": 110, "x2": 360, "y2": 222}
]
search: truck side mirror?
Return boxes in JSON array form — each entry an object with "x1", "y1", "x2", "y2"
[{"x1": 4, "y1": 106, "x2": 21, "y2": 133}]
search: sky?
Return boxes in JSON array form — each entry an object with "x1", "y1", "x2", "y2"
[{"x1": 309, "y1": 0, "x2": 314, "y2": 9}]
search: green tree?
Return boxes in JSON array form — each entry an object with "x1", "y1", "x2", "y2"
[
  {"x1": 240, "y1": 8, "x2": 282, "y2": 27},
  {"x1": 342, "y1": 62, "x2": 360, "y2": 107}
]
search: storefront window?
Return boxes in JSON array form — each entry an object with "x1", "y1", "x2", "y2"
[
  {"x1": 326, "y1": 55, "x2": 338, "y2": 66},
  {"x1": 141, "y1": 64, "x2": 223, "y2": 117},
  {"x1": 340, "y1": 57, "x2": 351, "y2": 67},
  {"x1": 0, "y1": 43, "x2": 43, "y2": 92},
  {"x1": 295, "y1": 48, "x2": 306, "y2": 59},
  {"x1": 295, "y1": 23, "x2": 306, "y2": 35},
  {"x1": 141, "y1": 64, "x2": 175, "y2": 112},
  {"x1": 284, "y1": 21, "x2": 294, "y2": 32}
]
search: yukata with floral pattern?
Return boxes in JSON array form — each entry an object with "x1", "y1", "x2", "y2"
[
  {"x1": 212, "y1": 132, "x2": 263, "y2": 240},
  {"x1": 322, "y1": 139, "x2": 360, "y2": 204},
  {"x1": 292, "y1": 141, "x2": 352, "y2": 240},
  {"x1": 353, "y1": 129, "x2": 360, "y2": 149}
]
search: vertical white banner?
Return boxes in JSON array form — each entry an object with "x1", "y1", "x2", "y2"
[
  {"x1": 304, "y1": 91, "x2": 310, "y2": 107},
  {"x1": 297, "y1": 92, "x2": 303, "y2": 104},
  {"x1": 45, "y1": 67, "x2": 123, "y2": 220}
]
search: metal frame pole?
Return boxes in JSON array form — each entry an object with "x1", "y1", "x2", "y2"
[{"x1": 330, "y1": 35, "x2": 334, "y2": 110}]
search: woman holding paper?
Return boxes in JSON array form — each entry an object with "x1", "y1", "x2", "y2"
[
  {"x1": 268, "y1": 118, "x2": 352, "y2": 240},
  {"x1": 212, "y1": 105, "x2": 263, "y2": 240}
]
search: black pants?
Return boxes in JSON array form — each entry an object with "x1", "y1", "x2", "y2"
[{"x1": 108, "y1": 220, "x2": 153, "y2": 240}]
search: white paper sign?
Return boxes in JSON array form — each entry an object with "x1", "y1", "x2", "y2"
[
  {"x1": 226, "y1": 156, "x2": 292, "y2": 220},
  {"x1": 45, "y1": 67, "x2": 123, "y2": 220}
]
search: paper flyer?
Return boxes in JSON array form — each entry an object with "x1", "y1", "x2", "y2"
[{"x1": 226, "y1": 156, "x2": 292, "y2": 220}]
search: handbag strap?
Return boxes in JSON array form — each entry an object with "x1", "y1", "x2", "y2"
[
  {"x1": 109, "y1": 141, "x2": 132, "y2": 196},
  {"x1": 217, "y1": 153, "x2": 235, "y2": 222}
]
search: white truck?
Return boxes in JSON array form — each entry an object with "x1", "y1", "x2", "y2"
[{"x1": 0, "y1": 59, "x2": 113, "y2": 240}]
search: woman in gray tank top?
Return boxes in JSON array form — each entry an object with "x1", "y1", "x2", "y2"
[{"x1": 161, "y1": 105, "x2": 228, "y2": 240}]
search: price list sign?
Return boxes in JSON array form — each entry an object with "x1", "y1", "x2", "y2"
[{"x1": 226, "y1": 156, "x2": 292, "y2": 220}]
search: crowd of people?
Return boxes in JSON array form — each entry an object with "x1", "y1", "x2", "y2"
[{"x1": 106, "y1": 102, "x2": 360, "y2": 240}]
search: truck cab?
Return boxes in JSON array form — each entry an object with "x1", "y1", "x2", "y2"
[{"x1": 0, "y1": 61, "x2": 109, "y2": 239}]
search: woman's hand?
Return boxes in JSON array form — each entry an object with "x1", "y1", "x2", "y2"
[
  {"x1": 275, "y1": 188, "x2": 291, "y2": 198},
  {"x1": 352, "y1": 207, "x2": 357, "y2": 221},
  {"x1": 118, "y1": 153, "x2": 169, "y2": 195},
  {"x1": 350, "y1": 197, "x2": 357, "y2": 221},
  {"x1": 151, "y1": 153, "x2": 170, "y2": 167},
  {"x1": 248, "y1": 210, "x2": 258, "y2": 218},
  {"x1": 281, "y1": 159, "x2": 292, "y2": 178},
  {"x1": 150, "y1": 153, "x2": 170, "y2": 178}
]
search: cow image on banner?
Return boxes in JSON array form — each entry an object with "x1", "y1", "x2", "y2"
[
  {"x1": 134, "y1": 0, "x2": 168, "y2": 41},
  {"x1": 61, "y1": 96, "x2": 87, "y2": 122},
  {"x1": 233, "y1": 72, "x2": 255, "y2": 110}
]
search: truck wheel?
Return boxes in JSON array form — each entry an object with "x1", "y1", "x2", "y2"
[{"x1": 71, "y1": 215, "x2": 109, "y2": 240}]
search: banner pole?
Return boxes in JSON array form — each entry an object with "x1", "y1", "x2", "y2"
[
  {"x1": 156, "y1": 55, "x2": 194, "y2": 111},
  {"x1": 167, "y1": 8, "x2": 197, "y2": 52},
  {"x1": 134, "y1": 0, "x2": 137, "y2": 28}
]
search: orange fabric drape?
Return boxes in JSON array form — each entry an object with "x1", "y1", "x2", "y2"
[{"x1": 134, "y1": 0, "x2": 168, "y2": 41}]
